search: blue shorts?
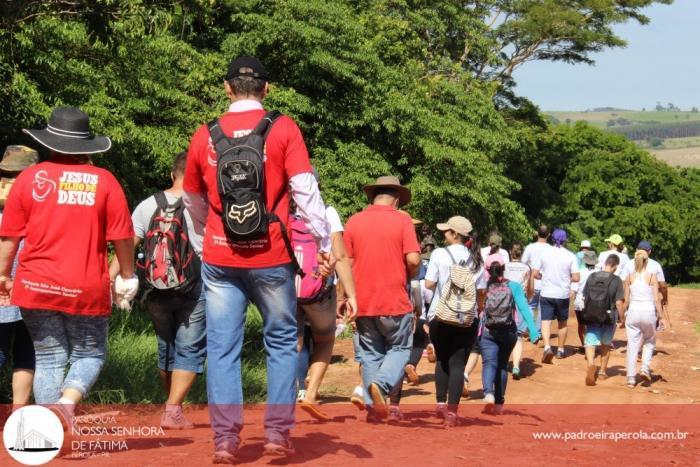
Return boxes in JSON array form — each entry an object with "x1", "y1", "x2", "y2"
[
  {"x1": 540, "y1": 297, "x2": 570, "y2": 322},
  {"x1": 145, "y1": 284, "x2": 207, "y2": 373},
  {"x1": 584, "y1": 323, "x2": 615, "y2": 346}
]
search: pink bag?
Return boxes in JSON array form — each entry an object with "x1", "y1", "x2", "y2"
[{"x1": 290, "y1": 217, "x2": 329, "y2": 303}]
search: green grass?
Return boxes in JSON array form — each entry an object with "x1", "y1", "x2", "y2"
[
  {"x1": 676, "y1": 283, "x2": 700, "y2": 289},
  {"x1": 0, "y1": 305, "x2": 268, "y2": 404},
  {"x1": 548, "y1": 110, "x2": 700, "y2": 128},
  {"x1": 637, "y1": 135, "x2": 700, "y2": 151}
]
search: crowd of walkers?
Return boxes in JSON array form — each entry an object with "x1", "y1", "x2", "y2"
[{"x1": 0, "y1": 56, "x2": 671, "y2": 463}]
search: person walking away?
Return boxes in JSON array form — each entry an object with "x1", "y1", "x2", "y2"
[
  {"x1": 424, "y1": 216, "x2": 485, "y2": 426},
  {"x1": 110, "y1": 151, "x2": 205, "y2": 429},
  {"x1": 522, "y1": 225, "x2": 550, "y2": 335},
  {"x1": 0, "y1": 146, "x2": 38, "y2": 408},
  {"x1": 620, "y1": 241, "x2": 668, "y2": 310},
  {"x1": 295, "y1": 197, "x2": 357, "y2": 421},
  {"x1": 0, "y1": 107, "x2": 137, "y2": 425},
  {"x1": 532, "y1": 228, "x2": 579, "y2": 363},
  {"x1": 343, "y1": 176, "x2": 420, "y2": 421},
  {"x1": 183, "y1": 56, "x2": 332, "y2": 462},
  {"x1": 573, "y1": 250, "x2": 598, "y2": 352},
  {"x1": 622, "y1": 250, "x2": 665, "y2": 388},
  {"x1": 597, "y1": 234, "x2": 629, "y2": 277},
  {"x1": 504, "y1": 243, "x2": 532, "y2": 379},
  {"x1": 580, "y1": 255, "x2": 624, "y2": 385},
  {"x1": 480, "y1": 232, "x2": 510, "y2": 263},
  {"x1": 575, "y1": 240, "x2": 594, "y2": 270},
  {"x1": 480, "y1": 255, "x2": 539, "y2": 414}
]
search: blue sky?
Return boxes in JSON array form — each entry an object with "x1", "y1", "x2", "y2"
[{"x1": 513, "y1": 0, "x2": 699, "y2": 111}]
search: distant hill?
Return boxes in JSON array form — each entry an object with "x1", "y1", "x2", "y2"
[{"x1": 547, "y1": 110, "x2": 700, "y2": 129}]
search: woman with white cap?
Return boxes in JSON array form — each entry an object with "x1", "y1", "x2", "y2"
[{"x1": 424, "y1": 215, "x2": 485, "y2": 427}]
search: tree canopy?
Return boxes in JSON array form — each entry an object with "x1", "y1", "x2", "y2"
[{"x1": 3, "y1": 0, "x2": 698, "y2": 282}]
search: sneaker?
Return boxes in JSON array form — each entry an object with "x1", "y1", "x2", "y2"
[
  {"x1": 263, "y1": 437, "x2": 295, "y2": 457},
  {"x1": 213, "y1": 441, "x2": 239, "y2": 465},
  {"x1": 368, "y1": 382, "x2": 388, "y2": 418},
  {"x1": 435, "y1": 402, "x2": 448, "y2": 419},
  {"x1": 388, "y1": 405, "x2": 404, "y2": 423},
  {"x1": 585, "y1": 364, "x2": 597, "y2": 386},
  {"x1": 640, "y1": 369, "x2": 651, "y2": 383},
  {"x1": 512, "y1": 367, "x2": 521, "y2": 380},
  {"x1": 426, "y1": 344, "x2": 436, "y2": 363},
  {"x1": 350, "y1": 385, "x2": 365, "y2": 411},
  {"x1": 483, "y1": 393, "x2": 495, "y2": 414},
  {"x1": 161, "y1": 406, "x2": 194, "y2": 430},
  {"x1": 542, "y1": 348, "x2": 554, "y2": 364},
  {"x1": 366, "y1": 410, "x2": 384, "y2": 424},
  {"x1": 405, "y1": 364, "x2": 419, "y2": 385},
  {"x1": 627, "y1": 377, "x2": 636, "y2": 388},
  {"x1": 556, "y1": 349, "x2": 565, "y2": 359},
  {"x1": 296, "y1": 389, "x2": 307, "y2": 403},
  {"x1": 493, "y1": 404, "x2": 504, "y2": 415},
  {"x1": 444, "y1": 411, "x2": 457, "y2": 427}
]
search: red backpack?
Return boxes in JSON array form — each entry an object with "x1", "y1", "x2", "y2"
[
  {"x1": 290, "y1": 216, "x2": 332, "y2": 304},
  {"x1": 138, "y1": 192, "x2": 200, "y2": 294}
]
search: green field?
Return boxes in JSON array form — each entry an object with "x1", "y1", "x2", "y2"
[{"x1": 548, "y1": 110, "x2": 700, "y2": 128}]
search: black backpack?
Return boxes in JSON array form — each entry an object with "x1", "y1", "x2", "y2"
[
  {"x1": 207, "y1": 112, "x2": 302, "y2": 274},
  {"x1": 138, "y1": 191, "x2": 201, "y2": 294},
  {"x1": 582, "y1": 272, "x2": 616, "y2": 325},
  {"x1": 483, "y1": 281, "x2": 515, "y2": 330}
]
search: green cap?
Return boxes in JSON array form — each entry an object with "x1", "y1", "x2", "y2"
[
  {"x1": 604, "y1": 234, "x2": 623, "y2": 246},
  {"x1": 0, "y1": 145, "x2": 39, "y2": 172}
]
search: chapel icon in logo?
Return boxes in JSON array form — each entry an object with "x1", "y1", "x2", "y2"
[
  {"x1": 31, "y1": 170, "x2": 56, "y2": 202},
  {"x1": 3, "y1": 405, "x2": 64, "y2": 465}
]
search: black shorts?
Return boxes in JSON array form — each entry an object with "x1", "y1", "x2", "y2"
[{"x1": 540, "y1": 297, "x2": 570, "y2": 322}]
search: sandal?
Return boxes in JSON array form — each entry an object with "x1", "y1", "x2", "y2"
[{"x1": 298, "y1": 400, "x2": 331, "y2": 421}]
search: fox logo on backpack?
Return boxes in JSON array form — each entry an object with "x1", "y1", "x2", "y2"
[
  {"x1": 483, "y1": 281, "x2": 515, "y2": 330},
  {"x1": 139, "y1": 191, "x2": 201, "y2": 294},
  {"x1": 582, "y1": 272, "x2": 615, "y2": 325},
  {"x1": 207, "y1": 111, "x2": 303, "y2": 276}
]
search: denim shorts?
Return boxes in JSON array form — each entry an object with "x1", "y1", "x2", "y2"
[
  {"x1": 584, "y1": 323, "x2": 615, "y2": 346},
  {"x1": 145, "y1": 283, "x2": 207, "y2": 373},
  {"x1": 540, "y1": 297, "x2": 570, "y2": 322},
  {"x1": 352, "y1": 329, "x2": 362, "y2": 363}
]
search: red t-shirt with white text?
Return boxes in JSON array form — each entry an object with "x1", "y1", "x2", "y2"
[
  {"x1": 343, "y1": 205, "x2": 421, "y2": 316},
  {"x1": 183, "y1": 109, "x2": 312, "y2": 268},
  {"x1": 0, "y1": 159, "x2": 134, "y2": 316}
]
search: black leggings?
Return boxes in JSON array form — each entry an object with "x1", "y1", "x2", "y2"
[
  {"x1": 0, "y1": 320, "x2": 35, "y2": 370},
  {"x1": 429, "y1": 319, "x2": 478, "y2": 410}
]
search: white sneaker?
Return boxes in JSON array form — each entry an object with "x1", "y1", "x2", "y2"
[
  {"x1": 351, "y1": 385, "x2": 365, "y2": 411},
  {"x1": 483, "y1": 393, "x2": 496, "y2": 414},
  {"x1": 297, "y1": 389, "x2": 307, "y2": 403}
]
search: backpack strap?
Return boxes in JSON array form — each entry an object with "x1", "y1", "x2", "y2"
[
  {"x1": 444, "y1": 247, "x2": 458, "y2": 265},
  {"x1": 207, "y1": 119, "x2": 231, "y2": 158},
  {"x1": 251, "y1": 110, "x2": 281, "y2": 138},
  {"x1": 154, "y1": 191, "x2": 169, "y2": 210}
]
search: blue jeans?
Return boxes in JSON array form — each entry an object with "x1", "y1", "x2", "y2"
[
  {"x1": 480, "y1": 327, "x2": 517, "y2": 405},
  {"x1": 145, "y1": 283, "x2": 207, "y2": 373},
  {"x1": 201, "y1": 262, "x2": 297, "y2": 446},
  {"x1": 528, "y1": 290, "x2": 542, "y2": 331},
  {"x1": 20, "y1": 309, "x2": 108, "y2": 403},
  {"x1": 356, "y1": 313, "x2": 413, "y2": 406}
]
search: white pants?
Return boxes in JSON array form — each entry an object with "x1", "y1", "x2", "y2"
[{"x1": 625, "y1": 304, "x2": 656, "y2": 376}]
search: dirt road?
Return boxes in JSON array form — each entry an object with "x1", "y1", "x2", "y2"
[{"x1": 1, "y1": 289, "x2": 698, "y2": 466}]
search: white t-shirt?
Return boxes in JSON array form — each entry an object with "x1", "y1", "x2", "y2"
[
  {"x1": 619, "y1": 257, "x2": 665, "y2": 282},
  {"x1": 480, "y1": 246, "x2": 510, "y2": 263},
  {"x1": 325, "y1": 206, "x2": 344, "y2": 234},
  {"x1": 132, "y1": 191, "x2": 203, "y2": 255},
  {"x1": 522, "y1": 241, "x2": 550, "y2": 291},
  {"x1": 574, "y1": 266, "x2": 595, "y2": 310},
  {"x1": 504, "y1": 261, "x2": 530, "y2": 292},
  {"x1": 597, "y1": 250, "x2": 630, "y2": 277},
  {"x1": 426, "y1": 244, "x2": 487, "y2": 321},
  {"x1": 532, "y1": 244, "x2": 578, "y2": 299}
]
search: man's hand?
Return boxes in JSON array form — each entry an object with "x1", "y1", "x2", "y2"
[
  {"x1": 336, "y1": 297, "x2": 358, "y2": 322},
  {"x1": 317, "y1": 251, "x2": 336, "y2": 278},
  {"x1": 114, "y1": 275, "x2": 139, "y2": 311},
  {"x1": 0, "y1": 278, "x2": 13, "y2": 296}
]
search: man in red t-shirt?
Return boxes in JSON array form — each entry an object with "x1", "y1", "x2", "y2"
[
  {"x1": 0, "y1": 107, "x2": 136, "y2": 418},
  {"x1": 183, "y1": 56, "x2": 331, "y2": 461},
  {"x1": 343, "y1": 176, "x2": 421, "y2": 421}
]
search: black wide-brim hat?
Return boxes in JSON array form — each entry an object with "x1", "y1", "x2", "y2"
[{"x1": 23, "y1": 107, "x2": 111, "y2": 155}]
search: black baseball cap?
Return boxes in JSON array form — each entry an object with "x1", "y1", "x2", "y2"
[{"x1": 225, "y1": 56, "x2": 269, "y2": 81}]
